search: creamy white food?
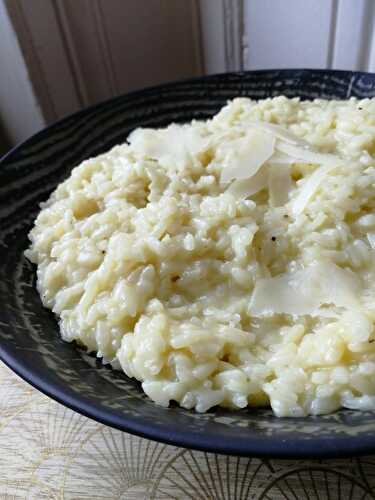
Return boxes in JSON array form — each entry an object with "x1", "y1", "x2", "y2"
[{"x1": 26, "y1": 96, "x2": 375, "y2": 416}]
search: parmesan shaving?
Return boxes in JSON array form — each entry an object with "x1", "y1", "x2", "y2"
[
  {"x1": 268, "y1": 151, "x2": 308, "y2": 165},
  {"x1": 226, "y1": 166, "x2": 267, "y2": 199},
  {"x1": 220, "y1": 129, "x2": 275, "y2": 183},
  {"x1": 247, "y1": 121, "x2": 310, "y2": 147},
  {"x1": 128, "y1": 124, "x2": 208, "y2": 167},
  {"x1": 276, "y1": 141, "x2": 341, "y2": 166},
  {"x1": 249, "y1": 261, "x2": 361, "y2": 317},
  {"x1": 291, "y1": 164, "x2": 338, "y2": 216}
]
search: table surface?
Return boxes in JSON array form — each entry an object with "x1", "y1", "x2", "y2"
[{"x1": 1, "y1": 361, "x2": 375, "y2": 499}]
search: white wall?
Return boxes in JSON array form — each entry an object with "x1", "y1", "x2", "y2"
[
  {"x1": 244, "y1": 0, "x2": 337, "y2": 70},
  {"x1": 200, "y1": 0, "x2": 375, "y2": 74}
]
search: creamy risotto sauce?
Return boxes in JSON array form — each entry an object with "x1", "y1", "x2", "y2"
[{"x1": 26, "y1": 97, "x2": 375, "y2": 416}]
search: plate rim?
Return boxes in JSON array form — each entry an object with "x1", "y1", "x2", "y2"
[{"x1": 2, "y1": 340, "x2": 375, "y2": 459}]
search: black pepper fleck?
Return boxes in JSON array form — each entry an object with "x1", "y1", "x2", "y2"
[{"x1": 271, "y1": 236, "x2": 276, "y2": 241}]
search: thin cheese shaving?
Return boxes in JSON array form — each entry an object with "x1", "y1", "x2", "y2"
[
  {"x1": 226, "y1": 166, "x2": 268, "y2": 199},
  {"x1": 268, "y1": 151, "x2": 309, "y2": 165},
  {"x1": 276, "y1": 141, "x2": 341, "y2": 166},
  {"x1": 220, "y1": 130, "x2": 275, "y2": 183},
  {"x1": 247, "y1": 121, "x2": 310, "y2": 147},
  {"x1": 291, "y1": 164, "x2": 338, "y2": 216},
  {"x1": 128, "y1": 125, "x2": 208, "y2": 167},
  {"x1": 249, "y1": 261, "x2": 361, "y2": 317},
  {"x1": 220, "y1": 120, "x2": 341, "y2": 190}
]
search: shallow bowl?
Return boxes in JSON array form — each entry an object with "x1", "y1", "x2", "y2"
[{"x1": 1, "y1": 69, "x2": 375, "y2": 458}]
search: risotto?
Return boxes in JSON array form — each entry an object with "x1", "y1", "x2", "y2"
[{"x1": 26, "y1": 96, "x2": 375, "y2": 416}]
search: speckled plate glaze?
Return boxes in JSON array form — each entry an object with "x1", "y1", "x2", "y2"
[{"x1": 2, "y1": 69, "x2": 375, "y2": 459}]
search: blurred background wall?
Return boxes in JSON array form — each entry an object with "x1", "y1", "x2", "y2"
[{"x1": 1, "y1": 0, "x2": 375, "y2": 149}]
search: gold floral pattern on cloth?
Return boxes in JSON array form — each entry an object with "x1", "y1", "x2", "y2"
[{"x1": 1, "y1": 362, "x2": 375, "y2": 499}]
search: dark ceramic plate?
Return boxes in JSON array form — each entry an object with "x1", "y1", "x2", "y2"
[{"x1": 2, "y1": 69, "x2": 375, "y2": 459}]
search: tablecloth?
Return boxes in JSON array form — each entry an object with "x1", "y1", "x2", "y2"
[{"x1": 1, "y1": 361, "x2": 375, "y2": 499}]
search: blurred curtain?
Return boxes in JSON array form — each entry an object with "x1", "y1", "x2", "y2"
[{"x1": 5, "y1": 0, "x2": 203, "y2": 126}]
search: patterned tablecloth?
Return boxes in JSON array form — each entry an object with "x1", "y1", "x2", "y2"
[{"x1": 1, "y1": 361, "x2": 375, "y2": 499}]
